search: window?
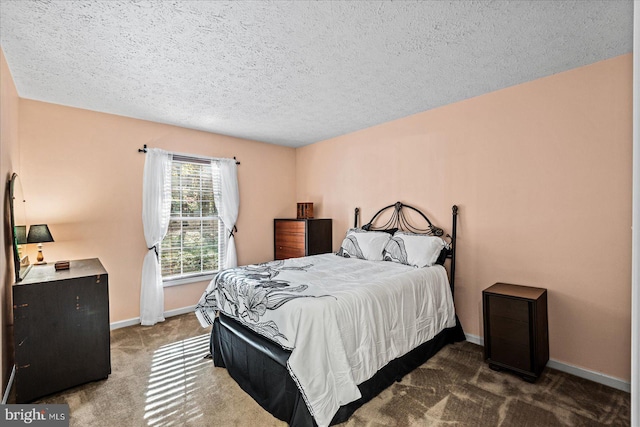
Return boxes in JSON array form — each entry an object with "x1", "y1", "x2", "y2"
[{"x1": 160, "y1": 158, "x2": 224, "y2": 284}]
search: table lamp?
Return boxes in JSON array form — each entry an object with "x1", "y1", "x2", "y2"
[
  {"x1": 27, "y1": 224, "x2": 54, "y2": 265},
  {"x1": 15, "y1": 225, "x2": 26, "y2": 259}
]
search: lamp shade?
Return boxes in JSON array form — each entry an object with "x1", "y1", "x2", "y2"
[
  {"x1": 27, "y1": 224, "x2": 54, "y2": 244},
  {"x1": 15, "y1": 225, "x2": 27, "y2": 245}
]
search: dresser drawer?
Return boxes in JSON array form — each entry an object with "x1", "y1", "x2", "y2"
[
  {"x1": 488, "y1": 295, "x2": 529, "y2": 322},
  {"x1": 277, "y1": 221, "x2": 304, "y2": 232},
  {"x1": 275, "y1": 229, "x2": 305, "y2": 247},
  {"x1": 488, "y1": 313, "x2": 529, "y2": 344},
  {"x1": 275, "y1": 245, "x2": 305, "y2": 259},
  {"x1": 489, "y1": 335, "x2": 531, "y2": 372}
]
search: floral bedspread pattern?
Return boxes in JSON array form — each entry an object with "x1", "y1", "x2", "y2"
[
  {"x1": 195, "y1": 254, "x2": 456, "y2": 427},
  {"x1": 195, "y1": 259, "x2": 329, "y2": 344}
]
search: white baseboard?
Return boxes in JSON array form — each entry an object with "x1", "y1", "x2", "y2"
[
  {"x1": 545, "y1": 360, "x2": 630, "y2": 393},
  {"x1": 464, "y1": 333, "x2": 630, "y2": 393},
  {"x1": 110, "y1": 305, "x2": 197, "y2": 330},
  {"x1": 465, "y1": 332, "x2": 484, "y2": 346}
]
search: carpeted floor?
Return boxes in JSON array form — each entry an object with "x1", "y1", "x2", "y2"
[{"x1": 21, "y1": 314, "x2": 629, "y2": 426}]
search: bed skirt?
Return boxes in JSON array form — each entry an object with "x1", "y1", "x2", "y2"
[{"x1": 211, "y1": 313, "x2": 465, "y2": 426}]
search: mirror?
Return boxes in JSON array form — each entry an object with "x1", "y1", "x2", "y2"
[{"x1": 8, "y1": 173, "x2": 30, "y2": 281}]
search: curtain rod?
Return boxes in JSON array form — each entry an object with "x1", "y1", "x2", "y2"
[{"x1": 137, "y1": 144, "x2": 240, "y2": 165}]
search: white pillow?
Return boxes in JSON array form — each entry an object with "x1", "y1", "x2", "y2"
[
  {"x1": 337, "y1": 228, "x2": 391, "y2": 261},
  {"x1": 383, "y1": 232, "x2": 446, "y2": 267}
]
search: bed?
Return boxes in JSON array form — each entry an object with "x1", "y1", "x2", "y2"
[{"x1": 195, "y1": 202, "x2": 465, "y2": 426}]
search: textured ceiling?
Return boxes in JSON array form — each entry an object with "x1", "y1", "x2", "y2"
[{"x1": 0, "y1": 0, "x2": 633, "y2": 147}]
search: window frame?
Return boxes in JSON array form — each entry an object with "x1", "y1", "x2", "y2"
[{"x1": 160, "y1": 156, "x2": 224, "y2": 287}]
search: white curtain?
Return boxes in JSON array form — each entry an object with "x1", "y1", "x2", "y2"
[
  {"x1": 212, "y1": 158, "x2": 240, "y2": 269},
  {"x1": 140, "y1": 148, "x2": 172, "y2": 326}
]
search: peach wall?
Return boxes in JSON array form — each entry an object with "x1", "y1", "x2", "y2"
[
  {"x1": 296, "y1": 54, "x2": 633, "y2": 381},
  {"x1": 0, "y1": 47, "x2": 20, "y2": 389},
  {"x1": 18, "y1": 100, "x2": 296, "y2": 323}
]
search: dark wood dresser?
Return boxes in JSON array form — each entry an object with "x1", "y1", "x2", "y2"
[
  {"x1": 482, "y1": 282, "x2": 549, "y2": 382},
  {"x1": 274, "y1": 218, "x2": 332, "y2": 260},
  {"x1": 13, "y1": 258, "x2": 111, "y2": 403}
]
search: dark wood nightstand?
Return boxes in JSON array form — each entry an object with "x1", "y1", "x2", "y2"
[
  {"x1": 482, "y1": 282, "x2": 549, "y2": 382},
  {"x1": 274, "y1": 218, "x2": 332, "y2": 260}
]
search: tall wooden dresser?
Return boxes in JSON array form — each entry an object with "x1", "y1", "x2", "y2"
[
  {"x1": 13, "y1": 258, "x2": 111, "y2": 403},
  {"x1": 274, "y1": 218, "x2": 332, "y2": 260},
  {"x1": 482, "y1": 282, "x2": 549, "y2": 382}
]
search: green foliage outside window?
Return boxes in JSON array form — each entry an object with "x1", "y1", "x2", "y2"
[{"x1": 160, "y1": 160, "x2": 220, "y2": 279}]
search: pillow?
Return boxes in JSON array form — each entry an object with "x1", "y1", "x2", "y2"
[
  {"x1": 336, "y1": 228, "x2": 391, "y2": 261},
  {"x1": 383, "y1": 232, "x2": 446, "y2": 267}
]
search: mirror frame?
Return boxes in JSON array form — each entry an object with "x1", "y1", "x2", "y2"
[{"x1": 8, "y1": 173, "x2": 30, "y2": 282}]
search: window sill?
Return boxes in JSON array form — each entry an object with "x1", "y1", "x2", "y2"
[{"x1": 163, "y1": 273, "x2": 216, "y2": 288}]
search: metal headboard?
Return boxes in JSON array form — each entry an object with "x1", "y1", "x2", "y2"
[{"x1": 353, "y1": 202, "x2": 459, "y2": 297}]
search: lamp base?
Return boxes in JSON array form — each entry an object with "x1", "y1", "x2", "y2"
[{"x1": 36, "y1": 245, "x2": 46, "y2": 264}]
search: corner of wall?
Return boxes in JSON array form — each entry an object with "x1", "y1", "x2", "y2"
[{"x1": 0, "y1": 44, "x2": 21, "y2": 394}]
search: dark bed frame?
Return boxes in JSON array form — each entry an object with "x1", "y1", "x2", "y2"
[{"x1": 210, "y1": 203, "x2": 464, "y2": 426}]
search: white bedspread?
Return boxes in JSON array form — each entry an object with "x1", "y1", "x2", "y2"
[{"x1": 195, "y1": 253, "x2": 456, "y2": 427}]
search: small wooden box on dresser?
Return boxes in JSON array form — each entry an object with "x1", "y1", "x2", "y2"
[
  {"x1": 13, "y1": 258, "x2": 111, "y2": 403},
  {"x1": 274, "y1": 218, "x2": 332, "y2": 260},
  {"x1": 482, "y1": 282, "x2": 549, "y2": 382}
]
